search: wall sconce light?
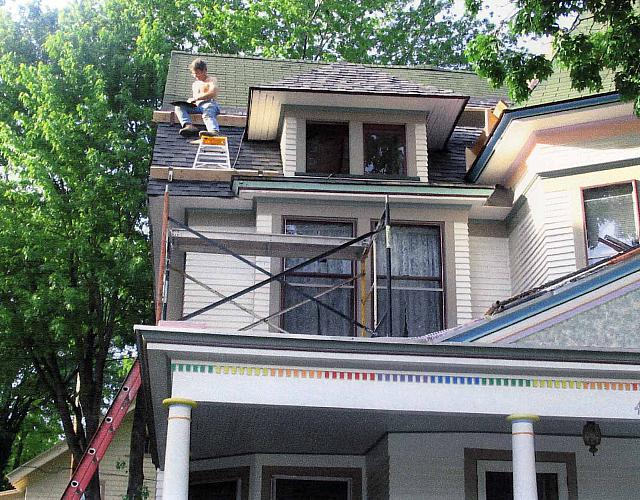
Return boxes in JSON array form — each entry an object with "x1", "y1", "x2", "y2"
[{"x1": 582, "y1": 421, "x2": 601, "y2": 455}]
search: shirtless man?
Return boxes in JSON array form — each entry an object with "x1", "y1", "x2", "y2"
[{"x1": 175, "y1": 58, "x2": 221, "y2": 138}]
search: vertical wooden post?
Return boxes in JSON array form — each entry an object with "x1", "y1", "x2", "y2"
[
  {"x1": 385, "y1": 196, "x2": 393, "y2": 337},
  {"x1": 155, "y1": 186, "x2": 169, "y2": 325}
]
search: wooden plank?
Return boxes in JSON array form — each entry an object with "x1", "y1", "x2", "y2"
[
  {"x1": 149, "y1": 166, "x2": 280, "y2": 182},
  {"x1": 171, "y1": 229, "x2": 368, "y2": 260},
  {"x1": 152, "y1": 110, "x2": 247, "y2": 127}
]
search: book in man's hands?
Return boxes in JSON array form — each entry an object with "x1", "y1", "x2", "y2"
[{"x1": 170, "y1": 100, "x2": 197, "y2": 108}]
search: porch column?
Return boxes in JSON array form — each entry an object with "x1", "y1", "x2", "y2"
[
  {"x1": 507, "y1": 414, "x2": 539, "y2": 500},
  {"x1": 162, "y1": 397, "x2": 197, "y2": 500}
]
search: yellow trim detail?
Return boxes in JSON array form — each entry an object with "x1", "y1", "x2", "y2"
[
  {"x1": 162, "y1": 397, "x2": 198, "y2": 408},
  {"x1": 507, "y1": 414, "x2": 540, "y2": 422}
]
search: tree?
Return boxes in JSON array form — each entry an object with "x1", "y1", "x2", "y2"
[
  {"x1": 197, "y1": 0, "x2": 488, "y2": 67},
  {"x1": 464, "y1": 0, "x2": 640, "y2": 112}
]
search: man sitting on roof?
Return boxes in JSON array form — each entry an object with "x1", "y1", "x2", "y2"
[{"x1": 175, "y1": 58, "x2": 221, "y2": 138}]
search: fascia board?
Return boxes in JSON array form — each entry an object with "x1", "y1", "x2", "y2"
[{"x1": 466, "y1": 93, "x2": 621, "y2": 183}]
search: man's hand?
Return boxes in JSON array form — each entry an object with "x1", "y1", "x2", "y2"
[{"x1": 187, "y1": 97, "x2": 197, "y2": 103}]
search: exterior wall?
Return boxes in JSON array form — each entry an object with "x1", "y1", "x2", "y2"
[
  {"x1": 281, "y1": 107, "x2": 427, "y2": 179},
  {"x1": 20, "y1": 414, "x2": 156, "y2": 500},
  {"x1": 182, "y1": 210, "x2": 267, "y2": 331},
  {"x1": 453, "y1": 222, "x2": 472, "y2": 324},
  {"x1": 387, "y1": 432, "x2": 640, "y2": 500},
  {"x1": 366, "y1": 437, "x2": 390, "y2": 500},
  {"x1": 469, "y1": 231, "x2": 511, "y2": 318},
  {"x1": 507, "y1": 180, "x2": 577, "y2": 294}
]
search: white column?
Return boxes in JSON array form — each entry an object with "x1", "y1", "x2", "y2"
[
  {"x1": 162, "y1": 398, "x2": 197, "y2": 500},
  {"x1": 507, "y1": 414, "x2": 539, "y2": 500}
]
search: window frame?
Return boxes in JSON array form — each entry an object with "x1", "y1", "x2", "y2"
[
  {"x1": 305, "y1": 120, "x2": 350, "y2": 176},
  {"x1": 580, "y1": 179, "x2": 640, "y2": 265},
  {"x1": 189, "y1": 467, "x2": 250, "y2": 500},
  {"x1": 370, "y1": 220, "x2": 446, "y2": 336},
  {"x1": 362, "y1": 123, "x2": 407, "y2": 176},
  {"x1": 464, "y1": 448, "x2": 578, "y2": 500},
  {"x1": 261, "y1": 466, "x2": 363, "y2": 500},
  {"x1": 280, "y1": 216, "x2": 358, "y2": 336}
]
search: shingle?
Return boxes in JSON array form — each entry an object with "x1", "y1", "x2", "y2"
[
  {"x1": 163, "y1": 51, "x2": 507, "y2": 111},
  {"x1": 151, "y1": 124, "x2": 282, "y2": 172},
  {"x1": 147, "y1": 179, "x2": 234, "y2": 197},
  {"x1": 254, "y1": 62, "x2": 463, "y2": 97},
  {"x1": 428, "y1": 127, "x2": 483, "y2": 183}
]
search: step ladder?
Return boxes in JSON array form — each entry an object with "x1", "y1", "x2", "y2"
[
  {"x1": 62, "y1": 360, "x2": 142, "y2": 499},
  {"x1": 193, "y1": 135, "x2": 231, "y2": 169}
]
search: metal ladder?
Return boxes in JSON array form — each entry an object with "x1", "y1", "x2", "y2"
[
  {"x1": 61, "y1": 360, "x2": 142, "y2": 499},
  {"x1": 193, "y1": 135, "x2": 231, "y2": 169}
]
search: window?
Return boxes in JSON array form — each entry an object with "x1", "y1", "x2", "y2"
[
  {"x1": 374, "y1": 224, "x2": 443, "y2": 336},
  {"x1": 282, "y1": 219, "x2": 355, "y2": 336},
  {"x1": 306, "y1": 122, "x2": 350, "y2": 175},
  {"x1": 583, "y1": 182, "x2": 639, "y2": 264},
  {"x1": 363, "y1": 124, "x2": 406, "y2": 175},
  {"x1": 464, "y1": 449, "x2": 577, "y2": 500},
  {"x1": 261, "y1": 466, "x2": 362, "y2": 500}
]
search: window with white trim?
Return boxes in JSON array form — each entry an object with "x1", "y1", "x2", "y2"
[{"x1": 583, "y1": 181, "x2": 639, "y2": 264}]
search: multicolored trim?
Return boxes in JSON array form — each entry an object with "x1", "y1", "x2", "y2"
[{"x1": 171, "y1": 363, "x2": 640, "y2": 392}]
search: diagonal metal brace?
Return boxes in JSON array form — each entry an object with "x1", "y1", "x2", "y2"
[{"x1": 171, "y1": 216, "x2": 379, "y2": 332}]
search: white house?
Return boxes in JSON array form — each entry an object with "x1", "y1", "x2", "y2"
[{"x1": 138, "y1": 52, "x2": 640, "y2": 499}]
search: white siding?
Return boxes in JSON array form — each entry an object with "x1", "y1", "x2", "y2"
[
  {"x1": 182, "y1": 212, "x2": 261, "y2": 331},
  {"x1": 470, "y1": 236, "x2": 512, "y2": 318},
  {"x1": 508, "y1": 182, "x2": 576, "y2": 294},
  {"x1": 415, "y1": 123, "x2": 428, "y2": 181},
  {"x1": 252, "y1": 211, "x2": 272, "y2": 334},
  {"x1": 280, "y1": 115, "x2": 297, "y2": 176},
  {"x1": 453, "y1": 222, "x2": 472, "y2": 325}
]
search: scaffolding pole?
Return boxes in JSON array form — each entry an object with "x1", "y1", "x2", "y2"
[{"x1": 385, "y1": 196, "x2": 393, "y2": 337}]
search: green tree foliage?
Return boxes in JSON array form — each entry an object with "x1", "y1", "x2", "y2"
[
  {"x1": 465, "y1": 0, "x2": 640, "y2": 111},
  {"x1": 197, "y1": 0, "x2": 489, "y2": 67}
]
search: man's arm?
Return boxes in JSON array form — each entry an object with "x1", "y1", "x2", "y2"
[{"x1": 192, "y1": 77, "x2": 218, "y2": 101}]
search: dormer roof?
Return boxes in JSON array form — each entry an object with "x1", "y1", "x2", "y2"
[{"x1": 247, "y1": 62, "x2": 469, "y2": 149}]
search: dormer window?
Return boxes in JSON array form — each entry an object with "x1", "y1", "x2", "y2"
[
  {"x1": 306, "y1": 121, "x2": 350, "y2": 175},
  {"x1": 363, "y1": 124, "x2": 406, "y2": 175}
]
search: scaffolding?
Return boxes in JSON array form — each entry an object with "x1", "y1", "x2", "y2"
[{"x1": 155, "y1": 187, "x2": 399, "y2": 337}]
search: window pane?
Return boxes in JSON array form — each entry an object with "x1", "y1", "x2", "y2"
[
  {"x1": 364, "y1": 124, "x2": 406, "y2": 175},
  {"x1": 306, "y1": 122, "x2": 349, "y2": 175},
  {"x1": 584, "y1": 183, "x2": 638, "y2": 264},
  {"x1": 275, "y1": 479, "x2": 349, "y2": 500},
  {"x1": 283, "y1": 282, "x2": 353, "y2": 336},
  {"x1": 483, "y1": 472, "x2": 559, "y2": 500},
  {"x1": 283, "y1": 220, "x2": 354, "y2": 336},
  {"x1": 376, "y1": 289, "x2": 443, "y2": 336},
  {"x1": 375, "y1": 225, "x2": 441, "y2": 278}
]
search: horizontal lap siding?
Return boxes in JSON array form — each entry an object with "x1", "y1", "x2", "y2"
[
  {"x1": 415, "y1": 123, "x2": 428, "y2": 181},
  {"x1": 281, "y1": 116, "x2": 297, "y2": 176},
  {"x1": 454, "y1": 222, "x2": 473, "y2": 324},
  {"x1": 470, "y1": 235, "x2": 511, "y2": 318}
]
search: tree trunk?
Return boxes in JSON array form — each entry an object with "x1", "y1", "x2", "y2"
[{"x1": 126, "y1": 391, "x2": 147, "y2": 499}]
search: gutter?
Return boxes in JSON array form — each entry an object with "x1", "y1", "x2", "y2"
[
  {"x1": 465, "y1": 92, "x2": 621, "y2": 183},
  {"x1": 449, "y1": 253, "x2": 640, "y2": 343}
]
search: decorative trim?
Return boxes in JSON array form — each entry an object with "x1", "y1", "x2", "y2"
[
  {"x1": 507, "y1": 414, "x2": 540, "y2": 423},
  {"x1": 162, "y1": 397, "x2": 198, "y2": 408},
  {"x1": 171, "y1": 363, "x2": 639, "y2": 392}
]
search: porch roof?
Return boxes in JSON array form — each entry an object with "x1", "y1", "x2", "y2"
[{"x1": 137, "y1": 326, "x2": 640, "y2": 466}]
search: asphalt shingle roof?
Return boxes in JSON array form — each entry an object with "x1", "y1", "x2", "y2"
[
  {"x1": 254, "y1": 62, "x2": 462, "y2": 97},
  {"x1": 147, "y1": 179, "x2": 234, "y2": 198},
  {"x1": 162, "y1": 51, "x2": 507, "y2": 111},
  {"x1": 428, "y1": 127, "x2": 483, "y2": 183},
  {"x1": 151, "y1": 124, "x2": 282, "y2": 172}
]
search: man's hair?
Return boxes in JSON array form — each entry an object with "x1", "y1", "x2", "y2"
[{"x1": 189, "y1": 58, "x2": 207, "y2": 72}]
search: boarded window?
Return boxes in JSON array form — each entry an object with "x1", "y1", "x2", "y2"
[
  {"x1": 375, "y1": 224, "x2": 443, "y2": 336},
  {"x1": 363, "y1": 124, "x2": 406, "y2": 175},
  {"x1": 306, "y1": 122, "x2": 350, "y2": 175},
  {"x1": 583, "y1": 182, "x2": 639, "y2": 264},
  {"x1": 283, "y1": 220, "x2": 354, "y2": 336}
]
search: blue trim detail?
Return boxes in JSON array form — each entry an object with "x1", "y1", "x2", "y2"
[
  {"x1": 450, "y1": 254, "x2": 640, "y2": 342},
  {"x1": 466, "y1": 93, "x2": 621, "y2": 183}
]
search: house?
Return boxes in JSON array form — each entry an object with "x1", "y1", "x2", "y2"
[
  {"x1": 138, "y1": 52, "x2": 640, "y2": 499},
  {"x1": 4, "y1": 409, "x2": 157, "y2": 499}
]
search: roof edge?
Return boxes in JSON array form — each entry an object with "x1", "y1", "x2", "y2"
[{"x1": 465, "y1": 92, "x2": 621, "y2": 183}]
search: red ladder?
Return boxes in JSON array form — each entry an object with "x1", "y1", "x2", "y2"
[{"x1": 61, "y1": 360, "x2": 142, "y2": 499}]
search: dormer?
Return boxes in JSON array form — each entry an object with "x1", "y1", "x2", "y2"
[{"x1": 246, "y1": 63, "x2": 469, "y2": 181}]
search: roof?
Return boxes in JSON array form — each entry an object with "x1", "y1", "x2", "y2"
[
  {"x1": 428, "y1": 127, "x2": 483, "y2": 183},
  {"x1": 252, "y1": 62, "x2": 464, "y2": 97},
  {"x1": 428, "y1": 245, "x2": 640, "y2": 343},
  {"x1": 523, "y1": 17, "x2": 615, "y2": 107},
  {"x1": 6, "y1": 442, "x2": 68, "y2": 487},
  {"x1": 162, "y1": 51, "x2": 507, "y2": 111},
  {"x1": 151, "y1": 124, "x2": 282, "y2": 171}
]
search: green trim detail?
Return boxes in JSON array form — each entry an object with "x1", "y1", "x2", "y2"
[{"x1": 162, "y1": 397, "x2": 198, "y2": 408}]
